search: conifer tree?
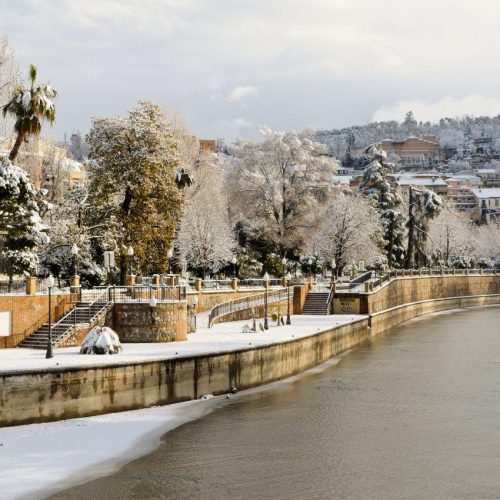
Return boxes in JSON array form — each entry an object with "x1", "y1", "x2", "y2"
[
  {"x1": 0, "y1": 157, "x2": 49, "y2": 287},
  {"x1": 360, "y1": 145, "x2": 405, "y2": 268}
]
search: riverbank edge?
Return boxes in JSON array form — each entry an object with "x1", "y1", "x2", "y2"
[{"x1": 2, "y1": 293, "x2": 500, "y2": 427}]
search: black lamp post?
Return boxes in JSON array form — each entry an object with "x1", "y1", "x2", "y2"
[
  {"x1": 285, "y1": 272, "x2": 292, "y2": 325},
  {"x1": 45, "y1": 275, "x2": 55, "y2": 359},
  {"x1": 263, "y1": 271, "x2": 269, "y2": 330},
  {"x1": 231, "y1": 256, "x2": 237, "y2": 277}
]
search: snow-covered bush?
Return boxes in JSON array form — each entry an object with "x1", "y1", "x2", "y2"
[
  {"x1": 450, "y1": 253, "x2": 475, "y2": 269},
  {"x1": 80, "y1": 326, "x2": 122, "y2": 355}
]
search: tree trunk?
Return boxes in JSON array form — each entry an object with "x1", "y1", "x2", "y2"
[
  {"x1": 122, "y1": 185, "x2": 133, "y2": 215},
  {"x1": 386, "y1": 211, "x2": 395, "y2": 268},
  {"x1": 406, "y1": 187, "x2": 414, "y2": 270},
  {"x1": 9, "y1": 132, "x2": 25, "y2": 162}
]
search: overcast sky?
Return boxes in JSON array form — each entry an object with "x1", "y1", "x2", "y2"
[{"x1": 1, "y1": 0, "x2": 499, "y2": 141}]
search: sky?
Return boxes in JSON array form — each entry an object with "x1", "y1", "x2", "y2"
[{"x1": 1, "y1": 0, "x2": 499, "y2": 142}]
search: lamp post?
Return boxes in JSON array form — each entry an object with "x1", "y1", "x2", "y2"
[
  {"x1": 308, "y1": 258, "x2": 313, "y2": 278},
  {"x1": 285, "y1": 272, "x2": 292, "y2": 325},
  {"x1": 231, "y1": 256, "x2": 237, "y2": 277},
  {"x1": 127, "y1": 246, "x2": 134, "y2": 276},
  {"x1": 71, "y1": 244, "x2": 79, "y2": 276},
  {"x1": 331, "y1": 258, "x2": 336, "y2": 280},
  {"x1": 167, "y1": 248, "x2": 173, "y2": 274},
  {"x1": 45, "y1": 275, "x2": 55, "y2": 359},
  {"x1": 263, "y1": 271, "x2": 269, "y2": 330}
]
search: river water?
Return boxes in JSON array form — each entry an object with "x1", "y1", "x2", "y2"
[{"x1": 52, "y1": 307, "x2": 500, "y2": 499}]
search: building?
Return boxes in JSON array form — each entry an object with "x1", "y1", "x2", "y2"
[
  {"x1": 377, "y1": 136, "x2": 440, "y2": 169},
  {"x1": 445, "y1": 175, "x2": 480, "y2": 212},
  {"x1": 471, "y1": 188, "x2": 500, "y2": 223},
  {"x1": 394, "y1": 174, "x2": 448, "y2": 196},
  {"x1": 475, "y1": 168, "x2": 500, "y2": 188}
]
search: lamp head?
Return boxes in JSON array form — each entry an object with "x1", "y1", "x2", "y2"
[
  {"x1": 263, "y1": 272, "x2": 270, "y2": 282},
  {"x1": 46, "y1": 275, "x2": 55, "y2": 289},
  {"x1": 149, "y1": 296, "x2": 157, "y2": 308},
  {"x1": 71, "y1": 244, "x2": 79, "y2": 255},
  {"x1": 285, "y1": 272, "x2": 292, "y2": 281},
  {"x1": 127, "y1": 246, "x2": 134, "y2": 256}
]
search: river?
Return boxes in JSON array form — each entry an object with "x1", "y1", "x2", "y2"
[{"x1": 52, "y1": 307, "x2": 500, "y2": 499}]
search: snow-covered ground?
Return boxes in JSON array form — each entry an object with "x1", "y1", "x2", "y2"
[
  {"x1": 0, "y1": 312, "x2": 360, "y2": 500},
  {"x1": 0, "y1": 314, "x2": 365, "y2": 374}
]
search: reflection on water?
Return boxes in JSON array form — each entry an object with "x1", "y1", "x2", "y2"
[{"x1": 52, "y1": 307, "x2": 500, "y2": 499}]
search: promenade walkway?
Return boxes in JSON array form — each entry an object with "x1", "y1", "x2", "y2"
[{"x1": 0, "y1": 314, "x2": 364, "y2": 374}]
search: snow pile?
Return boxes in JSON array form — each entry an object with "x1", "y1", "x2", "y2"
[{"x1": 80, "y1": 326, "x2": 122, "y2": 355}]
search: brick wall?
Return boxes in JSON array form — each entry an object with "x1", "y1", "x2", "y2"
[{"x1": 0, "y1": 294, "x2": 72, "y2": 348}]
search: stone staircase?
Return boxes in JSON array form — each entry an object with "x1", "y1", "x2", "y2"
[
  {"x1": 18, "y1": 293, "x2": 112, "y2": 349},
  {"x1": 301, "y1": 291, "x2": 330, "y2": 315}
]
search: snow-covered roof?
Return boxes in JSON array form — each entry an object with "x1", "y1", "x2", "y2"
[
  {"x1": 397, "y1": 177, "x2": 447, "y2": 187},
  {"x1": 331, "y1": 175, "x2": 352, "y2": 185},
  {"x1": 476, "y1": 169, "x2": 497, "y2": 174},
  {"x1": 63, "y1": 158, "x2": 83, "y2": 172},
  {"x1": 471, "y1": 188, "x2": 500, "y2": 199},
  {"x1": 445, "y1": 175, "x2": 481, "y2": 184}
]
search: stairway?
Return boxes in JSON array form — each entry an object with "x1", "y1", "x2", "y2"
[
  {"x1": 18, "y1": 299, "x2": 112, "y2": 349},
  {"x1": 301, "y1": 292, "x2": 330, "y2": 315}
]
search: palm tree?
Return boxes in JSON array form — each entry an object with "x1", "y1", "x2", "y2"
[{"x1": 2, "y1": 64, "x2": 56, "y2": 162}]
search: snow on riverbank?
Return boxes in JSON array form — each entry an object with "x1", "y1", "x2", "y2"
[
  {"x1": 0, "y1": 314, "x2": 365, "y2": 374},
  {"x1": 0, "y1": 399, "x2": 216, "y2": 500}
]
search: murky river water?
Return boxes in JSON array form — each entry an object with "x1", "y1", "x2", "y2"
[{"x1": 52, "y1": 307, "x2": 500, "y2": 499}]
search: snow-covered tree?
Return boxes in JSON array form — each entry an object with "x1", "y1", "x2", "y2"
[
  {"x1": 227, "y1": 127, "x2": 337, "y2": 257},
  {"x1": 0, "y1": 157, "x2": 49, "y2": 286},
  {"x1": 309, "y1": 191, "x2": 382, "y2": 275},
  {"x1": 2, "y1": 64, "x2": 56, "y2": 162},
  {"x1": 405, "y1": 187, "x2": 442, "y2": 268},
  {"x1": 0, "y1": 34, "x2": 19, "y2": 136},
  {"x1": 359, "y1": 145, "x2": 405, "y2": 268},
  {"x1": 428, "y1": 206, "x2": 474, "y2": 264},
  {"x1": 86, "y1": 101, "x2": 183, "y2": 281},
  {"x1": 175, "y1": 159, "x2": 234, "y2": 276}
]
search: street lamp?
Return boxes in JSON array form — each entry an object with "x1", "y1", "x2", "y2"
[
  {"x1": 308, "y1": 258, "x2": 313, "y2": 278},
  {"x1": 263, "y1": 271, "x2": 269, "y2": 330},
  {"x1": 285, "y1": 272, "x2": 292, "y2": 325},
  {"x1": 331, "y1": 258, "x2": 336, "y2": 280},
  {"x1": 192, "y1": 295, "x2": 199, "y2": 310},
  {"x1": 231, "y1": 256, "x2": 237, "y2": 277},
  {"x1": 71, "y1": 244, "x2": 79, "y2": 276},
  {"x1": 127, "y1": 246, "x2": 134, "y2": 276},
  {"x1": 167, "y1": 248, "x2": 173, "y2": 273},
  {"x1": 45, "y1": 275, "x2": 55, "y2": 359}
]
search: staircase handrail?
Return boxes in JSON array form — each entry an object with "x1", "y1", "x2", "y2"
[{"x1": 20, "y1": 295, "x2": 67, "y2": 340}]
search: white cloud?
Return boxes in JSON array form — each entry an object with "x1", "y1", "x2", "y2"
[
  {"x1": 225, "y1": 85, "x2": 259, "y2": 102},
  {"x1": 372, "y1": 95, "x2": 500, "y2": 123},
  {"x1": 232, "y1": 117, "x2": 253, "y2": 128}
]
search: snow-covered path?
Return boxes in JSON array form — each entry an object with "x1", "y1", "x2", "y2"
[
  {"x1": 0, "y1": 314, "x2": 365, "y2": 374},
  {"x1": 0, "y1": 313, "x2": 364, "y2": 499}
]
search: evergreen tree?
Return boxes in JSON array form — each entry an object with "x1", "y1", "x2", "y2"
[
  {"x1": 86, "y1": 101, "x2": 183, "y2": 282},
  {"x1": 0, "y1": 157, "x2": 49, "y2": 287},
  {"x1": 406, "y1": 187, "x2": 442, "y2": 269},
  {"x1": 360, "y1": 145, "x2": 405, "y2": 268}
]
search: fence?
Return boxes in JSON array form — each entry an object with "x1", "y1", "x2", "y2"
[
  {"x1": 208, "y1": 287, "x2": 289, "y2": 327},
  {"x1": 0, "y1": 280, "x2": 26, "y2": 294},
  {"x1": 370, "y1": 268, "x2": 499, "y2": 291},
  {"x1": 82, "y1": 285, "x2": 188, "y2": 303}
]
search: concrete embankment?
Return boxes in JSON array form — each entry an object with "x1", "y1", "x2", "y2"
[{"x1": 2, "y1": 274, "x2": 500, "y2": 427}]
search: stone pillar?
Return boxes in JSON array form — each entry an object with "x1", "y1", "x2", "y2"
[
  {"x1": 307, "y1": 276, "x2": 313, "y2": 290},
  {"x1": 195, "y1": 278, "x2": 202, "y2": 291},
  {"x1": 125, "y1": 274, "x2": 136, "y2": 287},
  {"x1": 364, "y1": 282, "x2": 370, "y2": 293},
  {"x1": 152, "y1": 274, "x2": 160, "y2": 286},
  {"x1": 231, "y1": 277, "x2": 238, "y2": 290},
  {"x1": 70, "y1": 275, "x2": 81, "y2": 301},
  {"x1": 25, "y1": 276, "x2": 37, "y2": 296}
]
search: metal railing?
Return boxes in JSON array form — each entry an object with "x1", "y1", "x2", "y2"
[
  {"x1": 208, "y1": 287, "x2": 289, "y2": 327},
  {"x1": 84, "y1": 285, "x2": 188, "y2": 303},
  {"x1": 369, "y1": 268, "x2": 499, "y2": 291}
]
